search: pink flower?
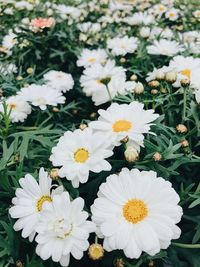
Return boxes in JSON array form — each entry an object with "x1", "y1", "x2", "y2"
[{"x1": 30, "y1": 17, "x2": 55, "y2": 32}]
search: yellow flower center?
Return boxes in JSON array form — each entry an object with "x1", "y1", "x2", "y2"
[
  {"x1": 9, "y1": 103, "x2": 17, "y2": 109},
  {"x1": 112, "y1": 120, "x2": 132, "y2": 132},
  {"x1": 36, "y1": 195, "x2": 52, "y2": 212},
  {"x1": 169, "y1": 13, "x2": 175, "y2": 17},
  {"x1": 88, "y1": 244, "x2": 104, "y2": 260},
  {"x1": 88, "y1": 57, "x2": 96, "y2": 63},
  {"x1": 181, "y1": 69, "x2": 191, "y2": 79},
  {"x1": 74, "y1": 148, "x2": 89, "y2": 163},
  {"x1": 123, "y1": 199, "x2": 148, "y2": 224}
]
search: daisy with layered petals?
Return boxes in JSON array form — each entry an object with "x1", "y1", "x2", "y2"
[
  {"x1": 147, "y1": 39, "x2": 184, "y2": 56},
  {"x1": 9, "y1": 168, "x2": 63, "y2": 241},
  {"x1": 50, "y1": 128, "x2": 113, "y2": 188},
  {"x1": 35, "y1": 192, "x2": 95, "y2": 266},
  {"x1": 80, "y1": 60, "x2": 126, "y2": 105},
  {"x1": 91, "y1": 168, "x2": 183, "y2": 258},
  {"x1": 43, "y1": 70, "x2": 74, "y2": 92},
  {"x1": 107, "y1": 36, "x2": 138, "y2": 56},
  {"x1": 77, "y1": 48, "x2": 108, "y2": 68},
  {"x1": 18, "y1": 84, "x2": 65, "y2": 110},
  {"x1": 0, "y1": 95, "x2": 31, "y2": 123},
  {"x1": 89, "y1": 102, "x2": 159, "y2": 150}
]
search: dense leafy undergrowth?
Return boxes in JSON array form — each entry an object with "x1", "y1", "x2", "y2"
[{"x1": 0, "y1": 0, "x2": 200, "y2": 267}]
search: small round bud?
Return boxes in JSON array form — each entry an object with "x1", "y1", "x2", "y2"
[
  {"x1": 160, "y1": 87, "x2": 167, "y2": 94},
  {"x1": 134, "y1": 82, "x2": 144, "y2": 94},
  {"x1": 156, "y1": 70, "x2": 165, "y2": 81},
  {"x1": 130, "y1": 74, "x2": 137, "y2": 81},
  {"x1": 148, "y1": 80, "x2": 160, "y2": 88},
  {"x1": 165, "y1": 71, "x2": 177, "y2": 83},
  {"x1": 49, "y1": 168, "x2": 59, "y2": 180},
  {"x1": 148, "y1": 261, "x2": 155, "y2": 267},
  {"x1": 124, "y1": 146, "x2": 139, "y2": 162},
  {"x1": 16, "y1": 260, "x2": 24, "y2": 267},
  {"x1": 16, "y1": 76, "x2": 23, "y2": 81},
  {"x1": 79, "y1": 124, "x2": 87, "y2": 130},
  {"x1": 88, "y1": 243, "x2": 104, "y2": 260},
  {"x1": 72, "y1": 109, "x2": 78, "y2": 115},
  {"x1": 180, "y1": 139, "x2": 189, "y2": 147},
  {"x1": 52, "y1": 107, "x2": 59, "y2": 112},
  {"x1": 151, "y1": 89, "x2": 158, "y2": 95},
  {"x1": 90, "y1": 112, "x2": 97, "y2": 119},
  {"x1": 176, "y1": 124, "x2": 188, "y2": 133},
  {"x1": 115, "y1": 258, "x2": 125, "y2": 267},
  {"x1": 180, "y1": 78, "x2": 190, "y2": 87},
  {"x1": 120, "y1": 57, "x2": 126, "y2": 63},
  {"x1": 26, "y1": 67, "x2": 34, "y2": 74},
  {"x1": 153, "y1": 152, "x2": 162, "y2": 161}
]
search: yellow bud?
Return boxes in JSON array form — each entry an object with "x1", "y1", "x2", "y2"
[
  {"x1": 120, "y1": 57, "x2": 126, "y2": 63},
  {"x1": 79, "y1": 124, "x2": 87, "y2": 130},
  {"x1": 16, "y1": 76, "x2": 23, "y2": 81},
  {"x1": 148, "y1": 80, "x2": 160, "y2": 88},
  {"x1": 26, "y1": 67, "x2": 34, "y2": 74},
  {"x1": 88, "y1": 243, "x2": 104, "y2": 260},
  {"x1": 52, "y1": 107, "x2": 59, "y2": 112},
  {"x1": 124, "y1": 146, "x2": 139, "y2": 162},
  {"x1": 134, "y1": 82, "x2": 144, "y2": 94},
  {"x1": 180, "y1": 139, "x2": 189, "y2": 147},
  {"x1": 165, "y1": 71, "x2": 177, "y2": 83},
  {"x1": 176, "y1": 124, "x2": 188, "y2": 133},
  {"x1": 130, "y1": 74, "x2": 138, "y2": 81},
  {"x1": 49, "y1": 168, "x2": 59, "y2": 180},
  {"x1": 153, "y1": 152, "x2": 162, "y2": 161}
]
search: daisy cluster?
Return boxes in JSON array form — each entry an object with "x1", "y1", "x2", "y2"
[{"x1": 0, "y1": 0, "x2": 200, "y2": 267}]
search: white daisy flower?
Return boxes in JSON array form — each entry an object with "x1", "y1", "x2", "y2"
[
  {"x1": 147, "y1": 39, "x2": 184, "y2": 56},
  {"x1": 0, "y1": 63, "x2": 17, "y2": 75},
  {"x1": 9, "y1": 168, "x2": 63, "y2": 241},
  {"x1": 80, "y1": 60, "x2": 126, "y2": 105},
  {"x1": 2, "y1": 32, "x2": 18, "y2": 53},
  {"x1": 195, "y1": 89, "x2": 200, "y2": 103},
  {"x1": 77, "y1": 48, "x2": 108, "y2": 68},
  {"x1": 91, "y1": 168, "x2": 183, "y2": 258},
  {"x1": 18, "y1": 84, "x2": 65, "y2": 110},
  {"x1": 165, "y1": 8, "x2": 179, "y2": 21},
  {"x1": 0, "y1": 95, "x2": 31, "y2": 123},
  {"x1": 14, "y1": 1, "x2": 34, "y2": 10},
  {"x1": 169, "y1": 55, "x2": 200, "y2": 88},
  {"x1": 35, "y1": 192, "x2": 95, "y2": 267},
  {"x1": 107, "y1": 36, "x2": 138, "y2": 56},
  {"x1": 43, "y1": 70, "x2": 74, "y2": 93},
  {"x1": 123, "y1": 12, "x2": 154, "y2": 26},
  {"x1": 89, "y1": 102, "x2": 159, "y2": 150},
  {"x1": 50, "y1": 128, "x2": 113, "y2": 188},
  {"x1": 146, "y1": 66, "x2": 171, "y2": 82}
]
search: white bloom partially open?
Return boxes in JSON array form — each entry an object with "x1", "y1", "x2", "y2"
[
  {"x1": 50, "y1": 128, "x2": 113, "y2": 188},
  {"x1": 35, "y1": 192, "x2": 95, "y2": 266},
  {"x1": 89, "y1": 102, "x2": 159, "y2": 150},
  {"x1": 77, "y1": 48, "x2": 108, "y2": 68},
  {"x1": 91, "y1": 168, "x2": 183, "y2": 258},
  {"x1": 147, "y1": 39, "x2": 184, "y2": 56},
  {"x1": 107, "y1": 36, "x2": 138, "y2": 56}
]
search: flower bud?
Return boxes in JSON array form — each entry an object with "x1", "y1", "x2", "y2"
[
  {"x1": 156, "y1": 70, "x2": 165, "y2": 80},
  {"x1": 115, "y1": 258, "x2": 125, "y2": 267},
  {"x1": 120, "y1": 57, "x2": 126, "y2": 63},
  {"x1": 151, "y1": 89, "x2": 158, "y2": 95},
  {"x1": 26, "y1": 67, "x2": 34, "y2": 74},
  {"x1": 165, "y1": 71, "x2": 177, "y2": 83},
  {"x1": 16, "y1": 76, "x2": 23, "y2": 81},
  {"x1": 180, "y1": 139, "x2": 189, "y2": 147},
  {"x1": 160, "y1": 87, "x2": 167, "y2": 94},
  {"x1": 124, "y1": 146, "x2": 139, "y2": 162},
  {"x1": 139, "y1": 27, "x2": 150, "y2": 38},
  {"x1": 180, "y1": 78, "x2": 190, "y2": 87},
  {"x1": 153, "y1": 152, "x2": 162, "y2": 161},
  {"x1": 88, "y1": 243, "x2": 104, "y2": 260},
  {"x1": 79, "y1": 124, "x2": 87, "y2": 130},
  {"x1": 148, "y1": 80, "x2": 160, "y2": 88},
  {"x1": 134, "y1": 82, "x2": 144, "y2": 94},
  {"x1": 90, "y1": 112, "x2": 97, "y2": 119},
  {"x1": 16, "y1": 260, "x2": 24, "y2": 267},
  {"x1": 52, "y1": 107, "x2": 59, "y2": 112},
  {"x1": 176, "y1": 124, "x2": 188, "y2": 133},
  {"x1": 49, "y1": 168, "x2": 59, "y2": 180},
  {"x1": 130, "y1": 74, "x2": 138, "y2": 81}
]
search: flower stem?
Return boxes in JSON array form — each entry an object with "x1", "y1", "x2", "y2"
[
  {"x1": 182, "y1": 87, "x2": 187, "y2": 121},
  {"x1": 172, "y1": 242, "x2": 200, "y2": 249}
]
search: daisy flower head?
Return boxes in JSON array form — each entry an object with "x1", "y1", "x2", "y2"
[
  {"x1": 91, "y1": 168, "x2": 183, "y2": 258},
  {"x1": 89, "y1": 102, "x2": 159, "y2": 150},
  {"x1": 107, "y1": 36, "x2": 138, "y2": 56},
  {"x1": 43, "y1": 70, "x2": 74, "y2": 92},
  {"x1": 165, "y1": 8, "x2": 179, "y2": 21},
  {"x1": 77, "y1": 48, "x2": 108, "y2": 68},
  {"x1": 9, "y1": 168, "x2": 63, "y2": 241},
  {"x1": 30, "y1": 17, "x2": 55, "y2": 32},
  {"x1": 50, "y1": 127, "x2": 113, "y2": 188},
  {"x1": 0, "y1": 63, "x2": 17, "y2": 75},
  {"x1": 18, "y1": 84, "x2": 65, "y2": 110},
  {"x1": 2, "y1": 32, "x2": 18, "y2": 54},
  {"x1": 123, "y1": 12, "x2": 154, "y2": 26},
  {"x1": 80, "y1": 60, "x2": 126, "y2": 105},
  {"x1": 169, "y1": 55, "x2": 200, "y2": 88},
  {"x1": 0, "y1": 95, "x2": 31, "y2": 123},
  {"x1": 147, "y1": 39, "x2": 184, "y2": 56},
  {"x1": 35, "y1": 192, "x2": 95, "y2": 266}
]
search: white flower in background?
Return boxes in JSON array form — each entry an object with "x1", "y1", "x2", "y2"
[
  {"x1": 139, "y1": 27, "x2": 151, "y2": 38},
  {"x1": 35, "y1": 192, "x2": 95, "y2": 267},
  {"x1": 193, "y1": 10, "x2": 200, "y2": 19},
  {"x1": 0, "y1": 63, "x2": 17, "y2": 75},
  {"x1": 77, "y1": 48, "x2": 108, "y2": 68},
  {"x1": 9, "y1": 168, "x2": 63, "y2": 241},
  {"x1": 169, "y1": 55, "x2": 200, "y2": 88},
  {"x1": 18, "y1": 84, "x2": 65, "y2": 110},
  {"x1": 195, "y1": 89, "x2": 200, "y2": 103},
  {"x1": 146, "y1": 66, "x2": 171, "y2": 82},
  {"x1": 14, "y1": 1, "x2": 34, "y2": 10},
  {"x1": 80, "y1": 60, "x2": 126, "y2": 105},
  {"x1": 4, "y1": 7, "x2": 14, "y2": 15},
  {"x1": 147, "y1": 39, "x2": 184, "y2": 56},
  {"x1": 91, "y1": 168, "x2": 183, "y2": 258},
  {"x1": 78, "y1": 22, "x2": 101, "y2": 34},
  {"x1": 124, "y1": 12, "x2": 154, "y2": 26},
  {"x1": 55, "y1": 5, "x2": 81, "y2": 20},
  {"x1": 50, "y1": 128, "x2": 113, "y2": 188},
  {"x1": 165, "y1": 9, "x2": 179, "y2": 21},
  {"x1": 153, "y1": 4, "x2": 167, "y2": 15},
  {"x1": 2, "y1": 32, "x2": 18, "y2": 52},
  {"x1": 89, "y1": 102, "x2": 159, "y2": 150},
  {"x1": 0, "y1": 95, "x2": 31, "y2": 123},
  {"x1": 107, "y1": 36, "x2": 138, "y2": 56},
  {"x1": 43, "y1": 70, "x2": 74, "y2": 92}
]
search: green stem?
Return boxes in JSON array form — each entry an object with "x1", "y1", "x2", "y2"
[
  {"x1": 182, "y1": 87, "x2": 187, "y2": 121},
  {"x1": 172, "y1": 242, "x2": 200, "y2": 249},
  {"x1": 106, "y1": 84, "x2": 113, "y2": 103}
]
